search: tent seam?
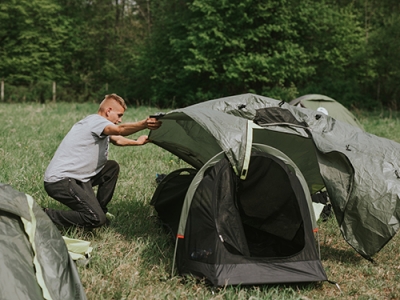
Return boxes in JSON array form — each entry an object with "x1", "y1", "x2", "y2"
[{"x1": 21, "y1": 194, "x2": 53, "y2": 300}]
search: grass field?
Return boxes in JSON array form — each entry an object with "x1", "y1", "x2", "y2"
[{"x1": 1, "y1": 102, "x2": 400, "y2": 300}]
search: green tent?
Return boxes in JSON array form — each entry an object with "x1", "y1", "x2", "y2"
[
  {"x1": 150, "y1": 93, "x2": 400, "y2": 262},
  {"x1": 0, "y1": 183, "x2": 87, "y2": 300},
  {"x1": 289, "y1": 94, "x2": 364, "y2": 130}
]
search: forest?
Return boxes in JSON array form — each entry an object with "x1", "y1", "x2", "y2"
[{"x1": 1, "y1": 0, "x2": 400, "y2": 109}]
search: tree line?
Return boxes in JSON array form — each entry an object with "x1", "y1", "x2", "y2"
[{"x1": 1, "y1": 0, "x2": 399, "y2": 109}]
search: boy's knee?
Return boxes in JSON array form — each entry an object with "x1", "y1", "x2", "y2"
[
  {"x1": 107, "y1": 160, "x2": 120, "y2": 174},
  {"x1": 84, "y1": 211, "x2": 108, "y2": 228}
]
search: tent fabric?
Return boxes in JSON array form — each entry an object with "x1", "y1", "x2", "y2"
[
  {"x1": 289, "y1": 94, "x2": 364, "y2": 130},
  {"x1": 0, "y1": 183, "x2": 87, "y2": 300},
  {"x1": 291, "y1": 107, "x2": 400, "y2": 258},
  {"x1": 149, "y1": 93, "x2": 400, "y2": 260}
]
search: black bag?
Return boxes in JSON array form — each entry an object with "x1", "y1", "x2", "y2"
[{"x1": 150, "y1": 168, "x2": 197, "y2": 238}]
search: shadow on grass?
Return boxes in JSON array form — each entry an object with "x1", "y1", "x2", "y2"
[
  {"x1": 54, "y1": 196, "x2": 169, "y2": 247},
  {"x1": 320, "y1": 244, "x2": 363, "y2": 264},
  {"x1": 108, "y1": 198, "x2": 166, "y2": 238},
  {"x1": 106, "y1": 197, "x2": 176, "y2": 265}
]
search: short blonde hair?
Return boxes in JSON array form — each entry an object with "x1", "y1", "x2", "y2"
[{"x1": 100, "y1": 93, "x2": 127, "y2": 110}]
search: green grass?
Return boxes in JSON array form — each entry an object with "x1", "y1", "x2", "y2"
[{"x1": 1, "y1": 102, "x2": 400, "y2": 299}]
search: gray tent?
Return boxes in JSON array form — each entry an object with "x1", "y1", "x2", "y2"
[
  {"x1": 149, "y1": 93, "x2": 400, "y2": 261},
  {"x1": 290, "y1": 94, "x2": 364, "y2": 130},
  {"x1": 0, "y1": 183, "x2": 87, "y2": 300}
]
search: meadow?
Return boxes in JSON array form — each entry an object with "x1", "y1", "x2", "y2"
[{"x1": 1, "y1": 102, "x2": 400, "y2": 300}]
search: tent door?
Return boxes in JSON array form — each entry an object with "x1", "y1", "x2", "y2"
[{"x1": 235, "y1": 152, "x2": 305, "y2": 258}]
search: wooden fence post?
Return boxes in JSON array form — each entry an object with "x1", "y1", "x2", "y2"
[
  {"x1": 52, "y1": 81, "x2": 56, "y2": 102},
  {"x1": 1, "y1": 79, "x2": 4, "y2": 102}
]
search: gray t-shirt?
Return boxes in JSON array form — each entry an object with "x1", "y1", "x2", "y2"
[{"x1": 44, "y1": 114, "x2": 114, "y2": 183}]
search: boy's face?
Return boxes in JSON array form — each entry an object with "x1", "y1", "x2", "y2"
[{"x1": 106, "y1": 103, "x2": 125, "y2": 124}]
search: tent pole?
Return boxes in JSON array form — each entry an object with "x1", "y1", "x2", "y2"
[
  {"x1": 240, "y1": 121, "x2": 254, "y2": 180},
  {"x1": 316, "y1": 231, "x2": 321, "y2": 259},
  {"x1": 171, "y1": 237, "x2": 179, "y2": 277}
]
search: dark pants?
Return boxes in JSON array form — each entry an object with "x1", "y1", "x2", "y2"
[{"x1": 44, "y1": 160, "x2": 120, "y2": 228}]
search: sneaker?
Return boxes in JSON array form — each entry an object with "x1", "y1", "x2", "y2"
[{"x1": 106, "y1": 212, "x2": 115, "y2": 220}]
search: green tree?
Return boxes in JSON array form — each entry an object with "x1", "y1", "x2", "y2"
[
  {"x1": 133, "y1": 0, "x2": 367, "y2": 107},
  {"x1": 0, "y1": 0, "x2": 71, "y2": 83},
  {"x1": 129, "y1": 0, "x2": 192, "y2": 106},
  {"x1": 367, "y1": 14, "x2": 400, "y2": 108},
  {"x1": 2, "y1": 0, "x2": 399, "y2": 107},
  {"x1": 355, "y1": 0, "x2": 400, "y2": 108},
  {"x1": 292, "y1": 1, "x2": 367, "y2": 107},
  {"x1": 0, "y1": 0, "x2": 148, "y2": 102},
  {"x1": 328, "y1": 0, "x2": 400, "y2": 108},
  {"x1": 183, "y1": 0, "x2": 313, "y2": 100},
  {"x1": 62, "y1": 0, "x2": 149, "y2": 101}
]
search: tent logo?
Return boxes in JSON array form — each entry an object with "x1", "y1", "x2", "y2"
[{"x1": 317, "y1": 107, "x2": 329, "y2": 115}]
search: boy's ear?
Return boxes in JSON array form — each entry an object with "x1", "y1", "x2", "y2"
[{"x1": 106, "y1": 107, "x2": 112, "y2": 116}]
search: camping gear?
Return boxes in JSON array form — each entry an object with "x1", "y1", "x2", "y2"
[
  {"x1": 289, "y1": 94, "x2": 364, "y2": 129},
  {"x1": 149, "y1": 93, "x2": 400, "y2": 286},
  {"x1": 0, "y1": 183, "x2": 87, "y2": 300},
  {"x1": 151, "y1": 168, "x2": 197, "y2": 238},
  {"x1": 63, "y1": 236, "x2": 93, "y2": 266}
]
